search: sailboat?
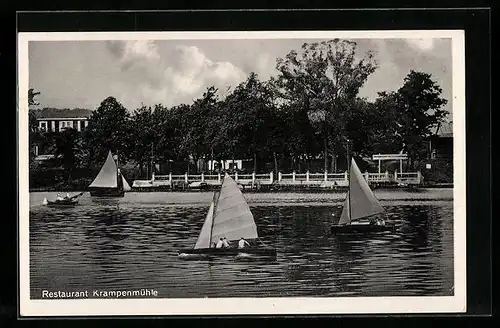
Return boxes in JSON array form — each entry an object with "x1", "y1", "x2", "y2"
[
  {"x1": 177, "y1": 174, "x2": 277, "y2": 258},
  {"x1": 88, "y1": 150, "x2": 131, "y2": 197},
  {"x1": 330, "y1": 158, "x2": 396, "y2": 234}
]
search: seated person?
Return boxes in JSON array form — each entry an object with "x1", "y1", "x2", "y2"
[
  {"x1": 215, "y1": 238, "x2": 224, "y2": 249},
  {"x1": 238, "y1": 237, "x2": 250, "y2": 249}
]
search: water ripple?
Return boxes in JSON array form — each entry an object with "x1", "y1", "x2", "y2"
[{"x1": 29, "y1": 191, "x2": 454, "y2": 298}]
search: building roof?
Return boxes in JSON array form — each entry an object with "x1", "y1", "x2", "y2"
[
  {"x1": 34, "y1": 107, "x2": 93, "y2": 119},
  {"x1": 431, "y1": 121, "x2": 453, "y2": 138}
]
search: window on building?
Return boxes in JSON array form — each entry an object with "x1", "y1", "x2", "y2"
[
  {"x1": 59, "y1": 121, "x2": 74, "y2": 131},
  {"x1": 39, "y1": 122, "x2": 47, "y2": 132}
]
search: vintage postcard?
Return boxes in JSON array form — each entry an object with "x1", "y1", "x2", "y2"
[{"x1": 18, "y1": 30, "x2": 466, "y2": 316}]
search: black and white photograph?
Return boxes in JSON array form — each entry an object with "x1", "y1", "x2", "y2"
[{"x1": 18, "y1": 30, "x2": 466, "y2": 316}]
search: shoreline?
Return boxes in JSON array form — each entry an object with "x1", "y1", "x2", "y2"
[{"x1": 29, "y1": 183, "x2": 453, "y2": 193}]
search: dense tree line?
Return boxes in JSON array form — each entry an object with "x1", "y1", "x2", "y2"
[{"x1": 29, "y1": 39, "x2": 448, "y2": 182}]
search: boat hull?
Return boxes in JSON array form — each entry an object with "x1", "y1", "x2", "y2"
[
  {"x1": 89, "y1": 188, "x2": 125, "y2": 198},
  {"x1": 46, "y1": 200, "x2": 78, "y2": 207},
  {"x1": 331, "y1": 223, "x2": 396, "y2": 234},
  {"x1": 178, "y1": 247, "x2": 277, "y2": 258}
]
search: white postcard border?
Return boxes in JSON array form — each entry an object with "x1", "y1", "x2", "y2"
[{"x1": 18, "y1": 29, "x2": 466, "y2": 316}]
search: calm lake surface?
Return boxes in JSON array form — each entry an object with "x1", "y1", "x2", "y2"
[{"x1": 29, "y1": 189, "x2": 454, "y2": 298}]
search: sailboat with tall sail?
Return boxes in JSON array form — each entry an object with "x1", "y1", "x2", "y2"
[
  {"x1": 88, "y1": 150, "x2": 131, "y2": 197},
  {"x1": 331, "y1": 158, "x2": 396, "y2": 234},
  {"x1": 178, "y1": 174, "x2": 277, "y2": 258}
]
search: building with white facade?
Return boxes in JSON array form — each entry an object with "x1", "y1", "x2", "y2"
[{"x1": 35, "y1": 108, "x2": 93, "y2": 133}]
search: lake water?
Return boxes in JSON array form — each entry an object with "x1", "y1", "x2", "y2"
[{"x1": 28, "y1": 189, "x2": 454, "y2": 298}]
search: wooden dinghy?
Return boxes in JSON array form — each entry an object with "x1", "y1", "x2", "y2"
[{"x1": 43, "y1": 192, "x2": 83, "y2": 207}]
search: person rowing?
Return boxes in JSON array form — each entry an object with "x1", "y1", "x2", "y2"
[{"x1": 222, "y1": 237, "x2": 231, "y2": 248}]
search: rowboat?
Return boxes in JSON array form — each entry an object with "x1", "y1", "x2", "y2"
[{"x1": 43, "y1": 192, "x2": 83, "y2": 207}]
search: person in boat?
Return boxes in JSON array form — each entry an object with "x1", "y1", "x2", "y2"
[
  {"x1": 222, "y1": 237, "x2": 231, "y2": 248},
  {"x1": 371, "y1": 218, "x2": 385, "y2": 226},
  {"x1": 64, "y1": 192, "x2": 70, "y2": 200},
  {"x1": 56, "y1": 193, "x2": 64, "y2": 201},
  {"x1": 238, "y1": 237, "x2": 250, "y2": 249},
  {"x1": 215, "y1": 238, "x2": 224, "y2": 249}
]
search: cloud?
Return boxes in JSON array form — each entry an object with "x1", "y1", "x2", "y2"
[
  {"x1": 253, "y1": 53, "x2": 278, "y2": 80},
  {"x1": 405, "y1": 38, "x2": 436, "y2": 51},
  {"x1": 104, "y1": 41, "x2": 247, "y2": 109}
]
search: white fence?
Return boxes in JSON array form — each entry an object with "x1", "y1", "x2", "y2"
[{"x1": 133, "y1": 170, "x2": 422, "y2": 188}]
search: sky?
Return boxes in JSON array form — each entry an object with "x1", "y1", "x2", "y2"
[{"x1": 29, "y1": 37, "x2": 452, "y2": 114}]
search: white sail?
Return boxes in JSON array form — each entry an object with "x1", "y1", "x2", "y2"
[
  {"x1": 89, "y1": 151, "x2": 118, "y2": 188},
  {"x1": 209, "y1": 174, "x2": 259, "y2": 243},
  {"x1": 338, "y1": 191, "x2": 350, "y2": 225},
  {"x1": 121, "y1": 174, "x2": 131, "y2": 191},
  {"x1": 194, "y1": 199, "x2": 215, "y2": 249},
  {"x1": 338, "y1": 158, "x2": 385, "y2": 225}
]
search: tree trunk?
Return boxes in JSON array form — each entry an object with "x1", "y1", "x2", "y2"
[
  {"x1": 210, "y1": 148, "x2": 214, "y2": 174},
  {"x1": 324, "y1": 135, "x2": 328, "y2": 173},
  {"x1": 330, "y1": 152, "x2": 336, "y2": 173},
  {"x1": 253, "y1": 153, "x2": 257, "y2": 173},
  {"x1": 273, "y1": 152, "x2": 278, "y2": 176}
]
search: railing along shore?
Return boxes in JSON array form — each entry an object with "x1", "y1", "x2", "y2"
[{"x1": 132, "y1": 170, "x2": 422, "y2": 189}]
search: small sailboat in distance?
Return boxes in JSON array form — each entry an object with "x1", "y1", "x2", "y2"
[
  {"x1": 178, "y1": 173, "x2": 277, "y2": 258},
  {"x1": 88, "y1": 150, "x2": 130, "y2": 197},
  {"x1": 330, "y1": 158, "x2": 396, "y2": 234}
]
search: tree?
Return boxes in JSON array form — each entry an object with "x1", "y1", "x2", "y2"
[
  {"x1": 180, "y1": 86, "x2": 220, "y2": 173},
  {"x1": 131, "y1": 105, "x2": 155, "y2": 178},
  {"x1": 28, "y1": 88, "x2": 42, "y2": 165},
  {"x1": 215, "y1": 73, "x2": 277, "y2": 173},
  {"x1": 84, "y1": 96, "x2": 133, "y2": 168},
  {"x1": 275, "y1": 39, "x2": 378, "y2": 172},
  {"x1": 279, "y1": 101, "x2": 321, "y2": 172},
  {"x1": 394, "y1": 70, "x2": 448, "y2": 168},
  {"x1": 365, "y1": 92, "x2": 404, "y2": 155},
  {"x1": 54, "y1": 128, "x2": 80, "y2": 180}
]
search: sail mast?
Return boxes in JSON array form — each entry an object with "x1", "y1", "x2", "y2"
[
  {"x1": 116, "y1": 151, "x2": 123, "y2": 191},
  {"x1": 347, "y1": 141, "x2": 352, "y2": 223},
  {"x1": 209, "y1": 180, "x2": 223, "y2": 246},
  {"x1": 348, "y1": 159, "x2": 352, "y2": 223}
]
